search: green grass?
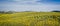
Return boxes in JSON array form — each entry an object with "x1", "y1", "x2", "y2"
[{"x1": 0, "y1": 12, "x2": 60, "y2": 26}]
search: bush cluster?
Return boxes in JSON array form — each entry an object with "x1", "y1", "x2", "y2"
[{"x1": 0, "y1": 11, "x2": 15, "y2": 14}]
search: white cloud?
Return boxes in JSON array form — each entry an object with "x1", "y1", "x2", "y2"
[
  {"x1": 0, "y1": 0, "x2": 60, "y2": 12},
  {"x1": 12, "y1": 0, "x2": 41, "y2": 3},
  {"x1": 13, "y1": 0, "x2": 37, "y2": 1},
  {"x1": 0, "y1": 3, "x2": 60, "y2": 12}
]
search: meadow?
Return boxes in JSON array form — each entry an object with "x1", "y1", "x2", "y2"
[{"x1": 0, "y1": 12, "x2": 60, "y2": 26}]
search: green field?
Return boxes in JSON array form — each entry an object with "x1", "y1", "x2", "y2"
[{"x1": 0, "y1": 12, "x2": 60, "y2": 26}]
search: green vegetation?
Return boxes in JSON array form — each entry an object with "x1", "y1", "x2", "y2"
[
  {"x1": 0, "y1": 12, "x2": 60, "y2": 26},
  {"x1": 0, "y1": 11, "x2": 15, "y2": 14}
]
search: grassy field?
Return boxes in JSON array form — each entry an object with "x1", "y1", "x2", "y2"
[{"x1": 0, "y1": 12, "x2": 60, "y2": 26}]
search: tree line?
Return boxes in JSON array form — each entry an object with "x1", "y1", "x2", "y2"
[
  {"x1": 0, "y1": 11, "x2": 15, "y2": 14},
  {"x1": 0, "y1": 10, "x2": 60, "y2": 14}
]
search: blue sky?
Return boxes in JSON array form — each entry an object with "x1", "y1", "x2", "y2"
[{"x1": 0, "y1": 0, "x2": 60, "y2": 12}]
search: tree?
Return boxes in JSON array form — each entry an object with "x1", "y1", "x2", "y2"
[
  {"x1": 51, "y1": 10, "x2": 60, "y2": 12},
  {"x1": 5, "y1": 11, "x2": 15, "y2": 14},
  {"x1": 0, "y1": 11, "x2": 5, "y2": 13}
]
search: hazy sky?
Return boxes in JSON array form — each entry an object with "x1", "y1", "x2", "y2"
[{"x1": 0, "y1": 0, "x2": 60, "y2": 12}]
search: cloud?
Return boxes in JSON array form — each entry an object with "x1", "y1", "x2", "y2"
[
  {"x1": 0, "y1": 0, "x2": 60, "y2": 12},
  {"x1": 37, "y1": 0, "x2": 60, "y2": 4},
  {"x1": 0, "y1": 3, "x2": 60, "y2": 12},
  {"x1": 13, "y1": 0, "x2": 37, "y2": 1}
]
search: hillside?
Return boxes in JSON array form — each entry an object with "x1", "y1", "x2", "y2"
[{"x1": 0, "y1": 12, "x2": 60, "y2": 26}]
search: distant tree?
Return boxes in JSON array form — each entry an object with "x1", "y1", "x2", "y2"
[
  {"x1": 0, "y1": 11, "x2": 5, "y2": 13},
  {"x1": 5, "y1": 11, "x2": 15, "y2": 14},
  {"x1": 0, "y1": 11, "x2": 15, "y2": 14},
  {"x1": 51, "y1": 11, "x2": 60, "y2": 12}
]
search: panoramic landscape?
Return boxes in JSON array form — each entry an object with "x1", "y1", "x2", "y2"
[{"x1": 0, "y1": 0, "x2": 60, "y2": 26}]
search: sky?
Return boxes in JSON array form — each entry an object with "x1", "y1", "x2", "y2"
[{"x1": 0, "y1": 0, "x2": 60, "y2": 12}]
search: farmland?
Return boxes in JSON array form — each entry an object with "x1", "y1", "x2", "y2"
[{"x1": 0, "y1": 12, "x2": 60, "y2": 26}]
